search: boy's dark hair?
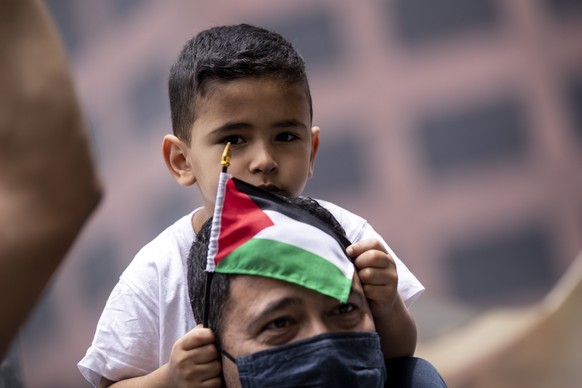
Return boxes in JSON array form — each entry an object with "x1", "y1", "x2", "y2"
[
  {"x1": 187, "y1": 196, "x2": 349, "y2": 344},
  {"x1": 169, "y1": 24, "x2": 313, "y2": 142}
]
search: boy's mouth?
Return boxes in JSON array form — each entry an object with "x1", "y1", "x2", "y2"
[{"x1": 258, "y1": 184, "x2": 289, "y2": 197}]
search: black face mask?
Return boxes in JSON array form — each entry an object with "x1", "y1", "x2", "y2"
[{"x1": 222, "y1": 331, "x2": 387, "y2": 388}]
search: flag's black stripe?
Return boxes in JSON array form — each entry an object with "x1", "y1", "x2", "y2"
[{"x1": 231, "y1": 178, "x2": 353, "y2": 251}]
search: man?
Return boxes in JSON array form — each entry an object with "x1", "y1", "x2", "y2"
[
  {"x1": 0, "y1": 0, "x2": 102, "y2": 357},
  {"x1": 187, "y1": 177, "x2": 446, "y2": 387}
]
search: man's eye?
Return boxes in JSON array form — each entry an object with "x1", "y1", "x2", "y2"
[
  {"x1": 220, "y1": 135, "x2": 245, "y2": 145},
  {"x1": 275, "y1": 132, "x2": 298, "y2": 142},
  {"x1": 266, "y1": 317, "x2": 291, "y2": 330},
  {"x1": 257, "y1": 317, "x2": 298, "y2": 346},
  {"x1": 336, "y1": 303, "x2": 356, "y2": 315}
]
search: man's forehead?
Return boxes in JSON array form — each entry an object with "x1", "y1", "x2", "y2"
[
  {"x1": 228, "y1": 276, "x2": 301, "y2": 316},
  {"x1": 226, "y1": 274, "x2": 364, "y2": 323}
]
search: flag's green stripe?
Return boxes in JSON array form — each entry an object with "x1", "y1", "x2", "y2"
[{"x1": 215, "y1": 238, "x2": 352, "y2": 303}]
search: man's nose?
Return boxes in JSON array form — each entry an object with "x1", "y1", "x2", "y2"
[
  {"x1": 303, "y1": 319, "x2": 332, "y2": 339},
  {"x1": 249, "y1": 143, "x2": 278, "y2": 174}
]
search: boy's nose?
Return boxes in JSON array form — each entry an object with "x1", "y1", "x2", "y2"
[{"x1": 249, "y1": 144, "x2": 278, "y2": 174}]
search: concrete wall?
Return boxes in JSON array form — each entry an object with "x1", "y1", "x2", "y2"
[{"x1": 8, "y1": 1, "x2": 582, "y2": 386}]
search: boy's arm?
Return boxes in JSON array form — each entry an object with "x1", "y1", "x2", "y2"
[
  {"x1": 348, "y1": 239, "x2": 417, "y2": 358},
  {"x1": 99, "y1": 365, "x2": 170, "y2": 388},
  {"x1": 100, "y1": 325, "x2": 222, "y2": 388},
  {"x1": 0, "y1": 0, "x2": 102, "y2": 357},
  {"x1": 370, "y1": 294, "x2": 417, "y2": 358}
]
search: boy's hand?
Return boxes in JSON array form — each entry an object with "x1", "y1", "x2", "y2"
[
  {"x1": 347, "y1": 238, "x2": 398, "y2": 316},
  {"x1": 168, "y1": 324, "x2": 222, "y2": 388},
  {"x1": 347, "y1": 238, "x2": 417, "y2": 358}
]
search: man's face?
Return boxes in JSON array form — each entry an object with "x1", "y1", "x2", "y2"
[
  {"x1": 220, "y1": 274, "x2": 376, "y2": 388},
  {"x1": 185, "y1": 76, "x2": 319, "y2": 229}
]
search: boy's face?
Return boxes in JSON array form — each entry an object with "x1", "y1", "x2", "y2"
[
  {"x1": 164, "y1": 76, "x2": 318, "y2": 231},
  {"x1": 220, "y1": 274, "x2": 375, "y2": 387}
]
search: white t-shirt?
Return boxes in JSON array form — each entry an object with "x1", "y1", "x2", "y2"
[{"x1": 78, "y1": 201, "x2": 424, "y2": 386}]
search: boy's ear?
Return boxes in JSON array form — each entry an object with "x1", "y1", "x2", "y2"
[
  {"x1": 308, "y1": 126, "x2": 320, "y2": 178},
  {"x1": 161, "y1": 135, "x2": 197, "y2": 186}
]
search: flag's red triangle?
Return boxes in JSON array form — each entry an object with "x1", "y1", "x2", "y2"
[{"x1": 215, "y1": 178, "x2": 274, "y2": 265}]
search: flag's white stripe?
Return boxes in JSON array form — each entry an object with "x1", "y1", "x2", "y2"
[
  {"x1": 255, "y1": 210, "x2": 354, "y2": 280},
  {"x1": 206, "y1": 172, "x2": 231, "y2": 272}
]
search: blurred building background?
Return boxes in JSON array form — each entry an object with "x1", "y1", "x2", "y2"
[{"x1": 5, "y1": 0, "x2": 582, "y2": 386}]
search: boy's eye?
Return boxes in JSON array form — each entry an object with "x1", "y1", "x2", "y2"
[
  {"x1": 220, "y1": 135, "x2": 245, "y2": 145},
  {"x1": 275, "y1": 132, "x2": 299, "y2": 142}
]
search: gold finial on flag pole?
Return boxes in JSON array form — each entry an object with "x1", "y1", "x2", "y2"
[{"x1": 221, "y1": 142, "x2": 231, "y2": 171}]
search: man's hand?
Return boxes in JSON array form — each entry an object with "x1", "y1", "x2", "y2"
[{"x1": 168, "y1": 325, "x2": 223, "y2": 387}]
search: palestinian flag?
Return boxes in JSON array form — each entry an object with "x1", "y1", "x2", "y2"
[{"x1": 206, "y1": 172, "x2": 355, "y2": 302}]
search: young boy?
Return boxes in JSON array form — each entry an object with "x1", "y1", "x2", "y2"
[{"x1": 79, "y1": 24, "x2": 424, "y2": 387}]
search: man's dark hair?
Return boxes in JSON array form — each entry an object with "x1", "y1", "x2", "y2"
[
  {"x1": 169, "y1": 23, "x2": 313, "y2": 142},
  {"x1": 187, "y1": 196, "x2": 349, "y2": 344}
]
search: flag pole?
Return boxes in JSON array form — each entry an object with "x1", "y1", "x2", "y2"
[{"x1": 203, "y1": 143, "x2": 231, "y2": 328}]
